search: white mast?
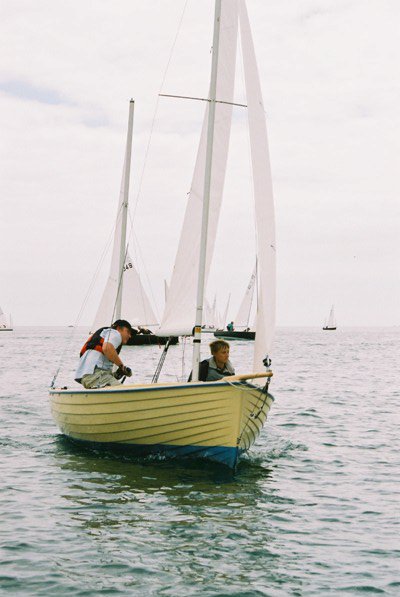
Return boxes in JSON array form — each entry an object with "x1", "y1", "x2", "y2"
[
  {"x1": 115, "y1": 99, "x2": 135, "y2": 320},
  {"x1": 191, "y1": 0, "x2": 222, "y2": 381}
]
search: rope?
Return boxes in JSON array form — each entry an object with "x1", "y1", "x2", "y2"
[
  {"x1": 128, "y1": 0, "x2": 189, "y2": 229},
  {"x1": 50, "y1": 214, "x2": 120, "y2": 388},
  {"x1": 152, "y1": 338, "x2": 172, "y2": 383},
  {"x1": 51, "y1": 0, "x2": 190, "y2": 389},
  {"x1": 226, "y1": 377, "x2": 271, "y2": 446}
]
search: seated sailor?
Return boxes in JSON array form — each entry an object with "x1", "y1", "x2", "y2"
[
  {"x1": 75, "y1": 319, "x2": 133, "y2": 389},
  {"x1": 227, "y1": 321, "x2": 235, "y2": 332},
  {"x1": 189, "y1": 340, "x2": 235, "y2": 382}
]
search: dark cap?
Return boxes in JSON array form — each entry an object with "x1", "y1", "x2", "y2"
[{"x1": 112, "y1": 319, "x2": 133, "y2": 332}]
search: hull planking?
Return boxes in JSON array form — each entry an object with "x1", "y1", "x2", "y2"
[{"x1": 50, "y1": 381, "x2": 273, "y2": 469}]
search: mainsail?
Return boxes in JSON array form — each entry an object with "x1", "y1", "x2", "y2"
[
  {"x1": 159, "y1": 1, "x2": 239, "y2": 337},
  {"x1": 159, "y1": 0, "x2": 276, "y2": 370}
]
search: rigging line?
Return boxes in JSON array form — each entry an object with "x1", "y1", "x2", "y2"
[
  {"x1": 228, "y1": 379, "x2": 270, "y2": 445},
  {"x1": 128, "y1": 0, "x2": 189, "y2": 230},
  {"x1": 152, "y1": 338, "x2": 172, "y2": 383},
  {"x1": 76, "y1": 200, "x2": 126, "y2": 329},
  {"x1": 159, "y1": 93, "x2": 247, "y2": 108},
  {"x1": 50, "y1": 209, "x2": 120, "y2": 387},
  {"x1": 110, "y1": 241, "x2": 129, "y2": 328}
]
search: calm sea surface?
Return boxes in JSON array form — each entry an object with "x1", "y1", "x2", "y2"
[{"x1": 1, "y1": 327, "x2": 399, "y2": 596}]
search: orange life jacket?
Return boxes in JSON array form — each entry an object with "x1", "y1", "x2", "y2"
[{"x1": 79, "y1": 327, "x2": 122, "y2": 358}]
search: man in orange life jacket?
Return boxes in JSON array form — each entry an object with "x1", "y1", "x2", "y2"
[{"x1": 75, "y1": 320, "x2": 133, "y2": 389}]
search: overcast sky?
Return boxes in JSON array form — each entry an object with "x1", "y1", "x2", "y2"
[{"x1": 1, "y1": 0, "x2": 399, "y2": 327}]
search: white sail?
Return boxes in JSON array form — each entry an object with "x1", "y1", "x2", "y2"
[
  {"x1": 220, "y1": 293, "x2": 231, "y2": 329},
  {"x1": 204, "y1": 295, "x2": 218, "y2": 328},
  {"x1": 0, "y1": 306, "x2": 11, "y2": 329},
  {"x1": 164, "y1": 279, "x2": 169, "y2": 304},
  {"x1": 159, "y1": 1, "x2": 239, "y2": 337},
  {"x1": 92, "y1": 111, "x2": 158, "y2": 332},
  {"x1": 0, "y1": 307, "x2": 7, "y2": 326},
  {"x1": 235, "y1": 267, "x2": 256, "y2": 329},
  {"x1": 326, "y1": 305, "x2": 336, "y2": 328},
  {"x1": 239, "y1": 0, "x2": 276, "y2": 369}
]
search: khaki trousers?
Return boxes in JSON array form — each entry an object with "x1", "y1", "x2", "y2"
[{"x1": 81, "y1": 368, "x2": 120, "y2": 389}]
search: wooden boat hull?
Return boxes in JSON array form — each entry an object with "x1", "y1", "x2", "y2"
[
  {"x1": 214, "y1": 330, "x2": 255, "y2": 341},
  {"x1": 50, "y1": 381, "x2": 273, "y2": 469},
  {"x1": 127, "y1": 335, "x2": 179, "y2": 346}
]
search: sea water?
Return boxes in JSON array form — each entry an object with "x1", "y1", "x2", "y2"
[{"x1": 0, "y1": 327, "x2": 399, "y2": 596}]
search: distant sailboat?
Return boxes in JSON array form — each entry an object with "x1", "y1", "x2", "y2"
[
  {"x1": 0, "y1": 307, "x2": 13, "y2": 331},
  {"x1": 214, "y1": 268, "x2": 256, "y2": 340},
  {"x1": 202, "y1": 295, "x2": 218, "y2": 332},
  {"x1": 323, "y1": 305, "x2": 337, "y2": 330}
]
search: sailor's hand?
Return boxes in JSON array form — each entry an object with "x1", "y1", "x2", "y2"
[
  {"x1": 114, "y1": 365, "x2": 132, "y2": 379},
  {"x1": 122, "y1": 365, "x2": 132, "y2": 377}
]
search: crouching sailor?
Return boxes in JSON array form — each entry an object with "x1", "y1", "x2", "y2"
[{"x1": 75, "y1": 320, "x2": 133, "y2": 389}]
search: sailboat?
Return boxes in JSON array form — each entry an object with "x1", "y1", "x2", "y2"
[
  {"x1": 214, "y1": 268, "x2": 256, "y2": 340},
  {"x1": 90, "y1": 100, "x2": 178, "y2": 347},
  {"x1": 323, "y1": 305, "x2": 337, "y2": 330},
  {"x1": 50, "y1": 0, "x2": 276, "y2": 469},
  {"x1": 202, "y1": 296, "x2": 218, "y2": 332},
  {"x1": 0, "y1": 307, "x2": 13, "y2": 331}
]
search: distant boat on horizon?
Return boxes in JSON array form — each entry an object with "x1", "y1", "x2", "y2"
[
  {"x1": 323, "y1": 305, "x2": 337, "y2": 331},
  {"x1": 0, "y1": 307, "x2": 13, "y2": 331}
]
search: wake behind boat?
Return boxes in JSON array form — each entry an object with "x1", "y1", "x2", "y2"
[{"x1": 49, "y1": 0, "x2": 276, "y2": 470}]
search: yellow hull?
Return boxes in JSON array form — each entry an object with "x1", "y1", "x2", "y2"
[{"x1": 50, "y1": 380, "x2": 273, "y2": 468}]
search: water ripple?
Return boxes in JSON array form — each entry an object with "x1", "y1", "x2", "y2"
[{"x1": 0, "y1": 327, "x2": 399, "y2": 595}]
